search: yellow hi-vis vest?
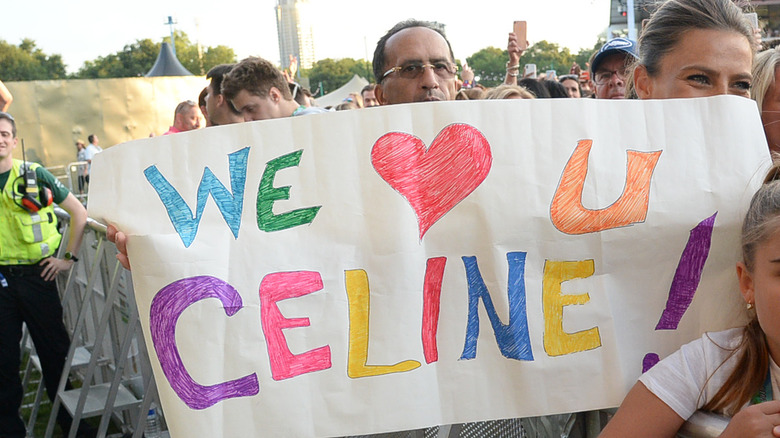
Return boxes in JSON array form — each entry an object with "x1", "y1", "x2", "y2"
[{"x1": 0, "y1": 159, "x2": 61, "y2": 265}]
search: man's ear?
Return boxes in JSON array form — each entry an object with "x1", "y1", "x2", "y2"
[
  {"x1": 375, "y1": 84, "x2": 387, "y2": 105},
  {"x1": 268, "y1": 87, "x2": 282, "y2": 104},
  {"x1": 633, "y1": 64, "x2": 652, "y2": 99},
  {"x1": 737, "y1": 262, "x2": 755, "y2": 306}
]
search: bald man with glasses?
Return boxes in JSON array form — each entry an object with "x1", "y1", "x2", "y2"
[{"x1": 373, "y1": 20, "x2": 459, "y2": 105}]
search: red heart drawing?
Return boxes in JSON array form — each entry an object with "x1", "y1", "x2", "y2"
[{"x1": 371, "y1": 123, "x2": 493, "y2": 239}]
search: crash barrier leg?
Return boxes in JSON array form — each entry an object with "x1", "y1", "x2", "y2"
[{"x1": 19, "y1": 327, "x2": 47, "y2": 438}]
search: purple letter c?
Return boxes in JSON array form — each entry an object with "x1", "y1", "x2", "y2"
[{"x1": 150, "y1": 275, "x2": 259, "y2": 409}]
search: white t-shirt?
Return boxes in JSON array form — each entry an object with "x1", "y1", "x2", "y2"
[
  {"x1": 83, "y1": 143, "x2": 102, "y2": 173},
  {"x1": 83, "y1": 143, "x2": 102, "y2": 161},
  {"x1": 640, "y1": 327, "x2": 780, "y2": 420}
]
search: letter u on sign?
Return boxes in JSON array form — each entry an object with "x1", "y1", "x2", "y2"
[{"x1": 550, "y1": 140, "x2": 662, "y2": 234}]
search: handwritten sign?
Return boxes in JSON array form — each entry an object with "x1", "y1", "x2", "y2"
[{"x1": 89, "y1": 97, "x2": 770, "y2": 437}]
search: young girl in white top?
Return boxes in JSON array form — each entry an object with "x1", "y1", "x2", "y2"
[{"x1": 601, "y1": 165, "x2": 780, "y2": 437}]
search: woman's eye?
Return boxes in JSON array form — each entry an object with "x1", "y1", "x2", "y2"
[
  {"x1": 734, "y1": 81, "x2": 751, "y2": 91},
  {"x1": 687, "y1": 74, "x2": 710, "y2": 85}
]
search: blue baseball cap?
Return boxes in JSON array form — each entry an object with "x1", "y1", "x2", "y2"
[{"x1": 591, "y1": 38, "x2": 638, "y2": 74}]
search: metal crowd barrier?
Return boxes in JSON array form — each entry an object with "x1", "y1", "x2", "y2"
[
  {"x1": 20, "y1": 210, "x2": 167, "y2": 438},
  {"x1": 65, "y1": 161, "x2": 89, "y2": 203},
  {"x1": 23, "y1": 209, "x2": 728, "y2": 437},
  {"x1": 678, "y1": 411, "x2": 730, "y2": 438},
  {"x1": 45, "y1": 162, "x2": 89, "y2": 204}
]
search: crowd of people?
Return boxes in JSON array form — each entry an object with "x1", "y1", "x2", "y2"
[
  {"x1": 114, "y1": 0, "x2": 780, "y2": 435},
  {"x1": 5, "y1": 0, "x2": 780, "y2": 436}
]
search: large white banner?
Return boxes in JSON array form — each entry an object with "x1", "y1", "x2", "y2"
[{"x1": 89, "y1": 97, "x2": 770, "y2": 437}]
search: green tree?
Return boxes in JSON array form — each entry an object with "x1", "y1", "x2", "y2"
[
  {"x1": 304, "y1": 58, "x2": 372, "y2": 96},
  {"x1": 519, "y1": 40, "x2": 576, "y2": 77},
  {"x1": 575, "y1": 38, "x2": 606, "y2": 72},
  {"x1": 466, "y1": 47, "x2": 507, "y2": 88},
  {"x1": 0, "y1": 39, "x2": 67, "y2": 81},
  {"x1": 464, "y1": 38, "x2": 602, "y2": 88},
  {"x1": 201, "y1": 46, "x2": 237, "y2": 74},
  {"x1": 75, "y1": 31, "x2": 235, "y2": 78},
  {"x1": 164, "y1": 31, "x2": 236, "y2": 76},
  {"x1": 76, "y1": 38, "x2": 159, "y2": 78}
]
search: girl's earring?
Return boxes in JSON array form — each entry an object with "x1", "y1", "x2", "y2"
[{"x1": 747, "y1": 302, "x2": 755, "y2": 310}]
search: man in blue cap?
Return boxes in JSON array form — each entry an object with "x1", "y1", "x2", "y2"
[{"x1": 590, "y1": 37, "x2": 638, "y2": 99}]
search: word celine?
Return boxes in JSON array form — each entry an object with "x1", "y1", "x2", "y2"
[{"x1": 149, "y1": 252, "x2": 600, "y2": 409}]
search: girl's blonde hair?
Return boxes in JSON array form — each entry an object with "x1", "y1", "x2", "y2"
[
  {"x1": 483, "y1": 84, "x2": 535, "y2": 100},
  {"x1": 704, "y1": 164, "x2": 780, "y2": 414},
  {"x1": 752, "y1": 48, "x2": 780, "y2": 112}
]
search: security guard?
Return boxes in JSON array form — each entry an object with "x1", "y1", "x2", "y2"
[{"x1": 0, "y1": 112, "x2": 93, "y2": 437}]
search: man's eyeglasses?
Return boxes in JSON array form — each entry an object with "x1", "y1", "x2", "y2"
[
  {"x1": 593, "y1": 68, "x2": 628, "y2": 85},
  {"x1": 381, "y1": 62, "x2": 458, "y2": 82}
]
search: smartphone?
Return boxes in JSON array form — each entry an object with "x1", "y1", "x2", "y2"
[
  {"x1": 523, "y1": 64, "x2": 537, "y2": 79},
  {"x1": 745, "y1": 12, "x2": 759, "y2": 29},
  {"x1": 513, "y1": 21, "x2": 528, "y2": 50},
  {"x1": 546, "y1": 70, "x2": 557, "y2": 80}
]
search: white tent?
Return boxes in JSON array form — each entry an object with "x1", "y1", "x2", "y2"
[{"x1": 314, "y1": 74, "x2": 369, "y2": 108}]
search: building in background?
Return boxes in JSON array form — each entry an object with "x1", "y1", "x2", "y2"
[
  {"x1": 607, "y1": 0, "x2": 652, "y2": 40},
  {"x1": 609, "y1": 0, "x2": 780, "y2": 46},
  {"x1": 275, "y1": 0, "x2": 316, "y2": 70},
  {"x1": 753, "y1": 0, "x2": 780, "y2": 45}
]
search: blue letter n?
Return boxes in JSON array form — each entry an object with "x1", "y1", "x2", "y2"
[
  {"x1": 461, "y1": 252, "x2": 534, "y2": 361},
  {"x1": 144, "y1": 147, "x2": 249, "y2": 248}
]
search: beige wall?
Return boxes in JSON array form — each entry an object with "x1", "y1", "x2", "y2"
[{"x1": 5, "y1": 76, "x2": 206, "y2": 169}]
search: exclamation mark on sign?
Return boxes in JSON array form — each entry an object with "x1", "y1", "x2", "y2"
[{"x1": 642, "y1": 212, "x2": 717, "y2": 373}]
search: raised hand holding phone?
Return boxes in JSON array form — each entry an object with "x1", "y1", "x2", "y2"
[{"x1": 505, "y1": 21, "x2": 530, "y2": 85}]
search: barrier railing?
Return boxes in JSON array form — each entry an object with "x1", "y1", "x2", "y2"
[
  {"x1": 22, "y1": 210, "x2": 167, "y2": 438},
  {"x1": 64, "y1": 161, "x2": 89, "y2": 203},
  {"x1": 46, "y1": 162, "x2": 89, "y2": 204}
]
